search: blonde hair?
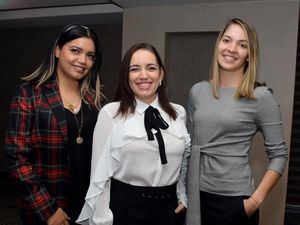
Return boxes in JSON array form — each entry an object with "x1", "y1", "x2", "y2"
[
  {"x1": 22, "y1": 24, "x2": 103, "y2": 109},
  {"x1": 210, "y1": 18, "x2": 259, "y2": 99}
]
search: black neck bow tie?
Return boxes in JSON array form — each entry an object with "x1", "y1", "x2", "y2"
[{"x1": 144, "y1": 106, "x2": 169, "y2": 164}]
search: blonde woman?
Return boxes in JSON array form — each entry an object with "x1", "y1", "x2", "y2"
[{"x1": 186, "y1": 18, "x2": 288, "y2": 225}]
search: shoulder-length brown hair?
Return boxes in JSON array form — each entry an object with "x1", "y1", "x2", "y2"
[
  {"x1": 210, "y1": 18, "x2": 259, "y2": 99},
  {"x1": 114, "y1": 43, "x2": 177, "y2": 120}
]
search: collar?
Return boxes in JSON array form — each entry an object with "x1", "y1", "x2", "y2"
[{"x1": 135, "y1": 96, "x2": 160, "y2": 114}]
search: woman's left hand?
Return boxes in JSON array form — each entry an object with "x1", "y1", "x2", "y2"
[
  {"x1": 174, "y1": 202, "x2": 186, "y2": 213},
  {"x1": 243, "y1": 197, "x2": 259, "y2": 217}
]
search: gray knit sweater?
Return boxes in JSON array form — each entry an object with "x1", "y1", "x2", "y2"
[{"x1": 186, "y1": 81, "x2": 288, "y2": 225}]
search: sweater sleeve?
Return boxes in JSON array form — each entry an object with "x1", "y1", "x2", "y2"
[
  {"x1": 5, "y1": 84, "x2": 57, "y2": 222},
  {"x1": 256, "y1": 88, "x2": 288, "y2": 175},
  {"x1": 186, "y1": 85, "x2": 196, "y2": 137},
  {"x1": 176, "y1": 86, "x2": 196, "y2": 207},
  {"x1": 176, "y1": 106, "x2": 191, "y2": 207}
]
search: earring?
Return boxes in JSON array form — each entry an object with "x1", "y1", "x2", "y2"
[{"x1": 159, "y1": 80, "x2": 162, "y2": 86}]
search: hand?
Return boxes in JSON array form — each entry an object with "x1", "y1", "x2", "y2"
[
  {"x1": 174, "y1": 202, "x2": 186, "y2": 214},
  {"x1": 46, "y1": 207, "x2": 70, "y2": 225},
  {"x1": 243, "y1": 197, "x2": 259, "y2": 217}
]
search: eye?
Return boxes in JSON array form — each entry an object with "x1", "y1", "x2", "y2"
[
  {"x1": 70, "y1": 48, "x2": 80, "y2": 54},
  {"x1": 147, "y1": 66, "x2": 158, "y2": 71},
  {"x1": 87, "y1": 54, "x2": 96, "y2": 61},
  {"x1": 129, "y1": 67, "x2": 139, "y2": 72},
  {"x1": 239, "y1": 43, "x2": 248, "y2": 49},
  {"x1": 222, "y1": 38, "x2": 230, "y2": 44}
]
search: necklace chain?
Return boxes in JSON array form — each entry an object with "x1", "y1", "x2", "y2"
[
  {"x1": 71, "y1": 102, "x2": 84, "y2": 144},
  {"x1": 58, "y1": 82, "x2": 83, "y2": 144}
]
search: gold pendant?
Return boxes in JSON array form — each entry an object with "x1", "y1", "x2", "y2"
[
  {"x1": 76, "y1": 136, "x2": 83, "y2": 144},
  {"x1": 68, "y1": 104, "x2": 75, "y2": 113}
]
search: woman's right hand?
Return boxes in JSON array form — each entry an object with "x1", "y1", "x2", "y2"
[
  {"x1": 46, "y1": 207, "x2": 70, "y2": 225},
  {"x1": 243, "y1": 197, "x2": 259, "y2": 217},
  {"x1": 175, "y1": 202, "x2": 186, "y2": 214}
]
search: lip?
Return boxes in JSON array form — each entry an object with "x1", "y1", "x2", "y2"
[
  {"x1": 136, "y1": 81, "x2": 152, "y2": 89},
  {"x1": 73, "y1": 65, "x2": 86, "y2": 72},
  {"x1": 222, "y1": 54, "x2": 238, "y2": 62}
]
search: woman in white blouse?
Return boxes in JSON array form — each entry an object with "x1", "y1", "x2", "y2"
[{"x1": 76, "y1": 43, "x2": 190, "y2": 225}]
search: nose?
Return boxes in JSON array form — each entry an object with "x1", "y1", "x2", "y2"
[
  {"x1": 139, "y1": 68, "x2": 148, "y2": 79},
  {"x1": 78, "y1": 54, "x2": 87, "y2": 64},
  {"x1": 227, "y1": 42, "x2": 237, "y2": 53}
]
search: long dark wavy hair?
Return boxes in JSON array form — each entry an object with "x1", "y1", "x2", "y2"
[{"x1": 114, "y1": 43, "x2": 177, "y2": 120}]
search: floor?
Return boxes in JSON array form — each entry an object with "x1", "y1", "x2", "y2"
[
  {"x1": 0, "y1": 172, "x2": 299, "y2": 225},
  {"x1": 0, "y1": 173, "x2": 21, "y2": 225},
  {"x1": 285, "y1": 205, "x2": 300, "y2": 225}
]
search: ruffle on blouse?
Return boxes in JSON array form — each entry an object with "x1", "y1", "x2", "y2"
[{"x1": 76, "y1": 107, "x2": 190, "y2": 225}]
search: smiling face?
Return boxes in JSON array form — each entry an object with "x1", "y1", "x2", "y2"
[
  {"x1": 217, "y1": 23, "x2": 249, "y2": 75},
  {"x1": 55, "y1": 37, "x2": 95, "y2": 82},
  {"x1": 129, "y1": 49, "x2": 164, "y2": 104}
]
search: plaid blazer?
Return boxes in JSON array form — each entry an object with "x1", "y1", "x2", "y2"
[{"x1": 5, "y1": 76, "x2": 95, "y2": 224}]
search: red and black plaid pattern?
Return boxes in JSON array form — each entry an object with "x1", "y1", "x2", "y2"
[{"x1": 5, "y1": 76, "x2": 91, "y2": 224}]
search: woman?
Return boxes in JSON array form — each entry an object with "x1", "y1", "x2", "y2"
[
  {"x1": 186, "y1": 18, "x2": 288, "y2": 225},
  {"x1": 76, "y1": 43, "x2": 190, "y2": 225},
  {"x1": 5, "y1": 24, "x2": 103, "y2": 225}
]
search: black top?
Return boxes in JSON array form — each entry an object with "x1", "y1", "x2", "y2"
[{"x1": 65, "y1": 101, "x2": 98, "y2": 223}]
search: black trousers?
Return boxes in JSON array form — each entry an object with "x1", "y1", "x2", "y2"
[
  {"x1": 200, "y1": 191, "x2": 259, "y2": 225},
  {"x1": 110, "y1": 178, "x2": 185, "y2": 225}
]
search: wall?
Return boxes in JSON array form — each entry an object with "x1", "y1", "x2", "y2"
[
  {"x1": 165, "y1": 32, "x2": 218, "y2": 107},
  {"x1": 0, "y1": 23, "x2": 122, "y2": 172},
  {"x1": 122, "y1": 1, "x2": 299, "y2": 225}
]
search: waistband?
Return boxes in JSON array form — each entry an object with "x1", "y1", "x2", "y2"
[{"x1": 111, "y1": 178, "x2": 177, "y2": 205}]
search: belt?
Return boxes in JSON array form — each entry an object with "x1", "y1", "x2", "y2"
[{"x1": 111, "y1": 178, "x2": 177, "y2": 205}]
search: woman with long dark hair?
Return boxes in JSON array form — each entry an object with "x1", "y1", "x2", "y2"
[
  {"x1": 5, "y1": 23, "x2": 103, "y2": 225},
  {"x1": 77, "y1": 43, "x2": 190, "y2": 225}
]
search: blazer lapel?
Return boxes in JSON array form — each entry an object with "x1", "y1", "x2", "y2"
[{"x1": 43, "y1": 76, "x2": 68, "y2": 143}]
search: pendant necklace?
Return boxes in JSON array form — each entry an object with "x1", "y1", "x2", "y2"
[{"x1": 69, "y1": 102, "x2": 84, "y2": 144}]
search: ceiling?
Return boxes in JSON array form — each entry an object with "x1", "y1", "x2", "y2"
[
  {"x1": 0, "y1": 0, "x2": 111, "y2": 10},
  {"x1": 0, "y1": 0, "x2": 122, "y2": 28},
  {"x1": 0, "y1": 0, "x2": 276, "y2": 28},
  {"x1": 0, "y1": 0, "x2": 275, "y2": 10}
]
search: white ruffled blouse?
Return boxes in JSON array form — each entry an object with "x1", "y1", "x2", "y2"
[{"x1": 76, "y1": 97, "x2": 190, "y2": 225}]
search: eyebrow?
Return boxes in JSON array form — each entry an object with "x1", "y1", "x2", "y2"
[
  {"x1": 70, "y1": 46, "x2": 82, "y2": 50},
  {"x1": 130, "y1": 63, "x2": 158, "y2": 67},
  {"x1": 223, "y1": 35, "x2": 248, "y2": 42},
  {"x1": 129, "y1": 64, "x2": 140, "y2": 68},
  {"x1": 146, "y1": 63, "x2": 158, "y2": 67},
  {"x1": 69, "y1": 45, "x2": 96, "y2": 54}
]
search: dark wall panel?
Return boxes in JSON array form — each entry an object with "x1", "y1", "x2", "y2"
[{"x1": 165, "y1": 32, "x2": 218, "y2": 107}]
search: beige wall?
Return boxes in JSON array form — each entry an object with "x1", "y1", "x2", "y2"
[{"x1": 122, "y1": 1, "x2": 299, "y2": 225}]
